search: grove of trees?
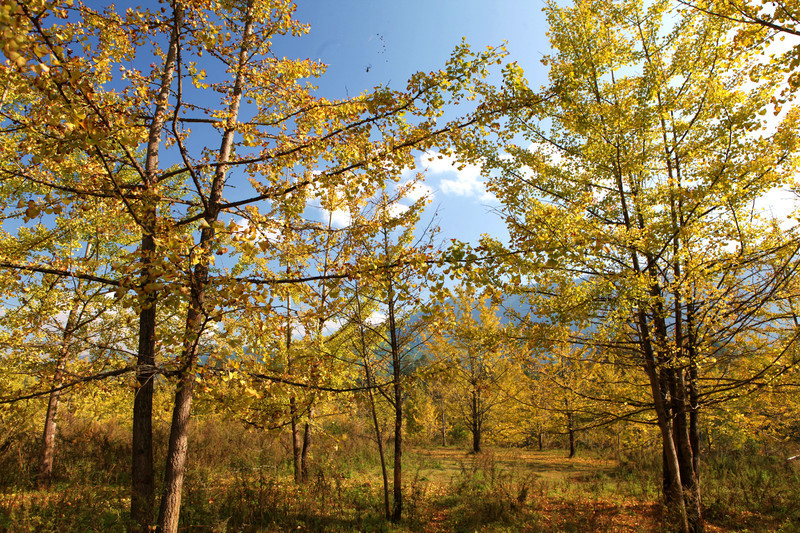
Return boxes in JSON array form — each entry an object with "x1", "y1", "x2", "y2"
[{"x1": 0, "y1": 1, "x2": 798, "y2": 532}]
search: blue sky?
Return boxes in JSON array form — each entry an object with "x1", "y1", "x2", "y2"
[{"x1": 272, "y1": 0, "x2": 552, "y2": 247}]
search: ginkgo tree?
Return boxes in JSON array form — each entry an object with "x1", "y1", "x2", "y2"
[
  {"x1": 341, "y1": 186, "x2": 437, "y2": 523},
  {"x1": 425, "y1": 284, "x2": 518, "y2": 454},
  {"x1": 457, "y1": 0, "x2": 800, "y2": 531},
  {"x1": 1, "y1": 0, "x2": 509, "y2": 530}
]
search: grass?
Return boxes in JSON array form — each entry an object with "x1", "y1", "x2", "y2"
[{"x1": 1, "y1": 416, "x2": 798, "y2": 532}]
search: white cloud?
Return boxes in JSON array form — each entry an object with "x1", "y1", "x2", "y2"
[
  {"x1": 386, "y1": 202, "x2": 409, "y2": 219},
  {"x1": 420, "y1": 151, "x2": 495, "y2": 202},
  {"x1": 397, "y1": 180, "x2": 432, "y2": 202},
  {"x1": 321, "y1": 208, "x2": 351, "y2": 228},
  {"x1": 753, "y1": 186, "x2": 798, "y2": 230},
  {"x1": 234, "y1": 217, "x2": 280, "y2": 242},
  {"x1": 366, "y1": 310, "x2": 386, "y2": 327},
  {"x1": 322, "y1": 317, "x2": 346, "y2": 337}
]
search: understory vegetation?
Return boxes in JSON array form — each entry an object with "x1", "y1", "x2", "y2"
[{"x1": 1, "y1": 410, "x2": 798, "y2": 532}]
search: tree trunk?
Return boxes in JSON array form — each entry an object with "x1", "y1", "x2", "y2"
[
  {"x1": 440, "y1": 409, "x2": 446, "y2": 447},
  {"x1": 391, "y1": 376, "x2": 403, "y2": 523},
  {"x1": 37, "y1": 295, "x2": 80, "y2": 489},
  {"x1": 37, "y1": 366, "x2": 63, "y2": 488},
  {"x1": 387, "y1": 276, "x2": 403, "y2": 523},
  {"x1": 156, "y1": 365, "x2": 196, "y2": 533},
  {"x1": 131, "y1": 4, "x2": 183, "y2": 529},
  {"x1": 156, "y1": 5, "x2": 253, "y2": 529},
  {"x1": 567, "y1": 411, "x2": 576, "y2": 459},
  {"x1": 156, "y1": 264, "x2": 209, "y2": 533},
  {"x1": 367, "y1": 364, "x2": 391, "y2": 519},
  {"x1": 131, "y1": 257, "x2": 157, "y2": 531},
  {"x1": 638, "y1": 309, "x2": 689, "y2": 533},
  {"x1": 471, "y1": 389, "x2": 481, "y2": 453},
  {"x1": 672, "y1": 371, "x2": 703, "y2": 533},
  {"x1": 286, "y1": 295, "x2": 304, "y2": 484},
  {"x1": 301, "y1": 415, "x2": 312, "y2": 481},
  {"x1": 290, "y1": 400, "x2": 302, "y2": 483}
]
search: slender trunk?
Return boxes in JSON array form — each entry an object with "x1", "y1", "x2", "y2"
[
  {"x1": 686, "y1": 305, "x2": 701, "y2": 475},
  {"x1": 391, "y1": 374, "x2": 402, "y2": 523},
  {"x1": 471, "y1": 389, "x2": 481, "y2": 453},
  {"x1": 567, "y1": 410, "x2": 575, "y2": 459},
  {"x1": 37, "y1": 369, "x2": 62, "y2": 488},
  {"x1": 640, "y1": 311, "x2": 688, "y2": 533},
  {"x1": 387, "y1": 276, "x2": 403, "y2": 523},
  {"x1": 285, "y1": 289, "x2": 303, "y2": 484},
  {"x1": 37, "y1": 295, "x2": 81, "y2": 488},
  {"x1": 290, "y1": 400, "x2": 302, "y2": 483},
  {"x1": 156, "y1": 360, "x2": 196, "y2": 532},
  {"x1": 617, "y1": 154, "x2": 690, "y2": 532},
  {"x1": 440, "y1": 408, "x2": 446, "y2": 447},
  {"x1": 366, "y1": 362, "x2": 391, "y2": 519},
  {"x1": 131, "y1": 5, "x2": 183, "y2": 529},
  {"x1": 538, "y1": 430, "x2": 544, "y2": 451},
  {"x1": 131, "y1": 241, "x2": 157, "y2": 531},
  {"x1": 156, "y1": 6, "x2": 254, "y2": 530},
  {"x1": 301, "y1": 415, "x2": 312, "y2": 481}
]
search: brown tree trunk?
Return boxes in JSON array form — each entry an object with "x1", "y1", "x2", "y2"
[
  {"x1": 367, "y1": 363, "x2": 391, "y2": 519},
  {"x1": 567, "y1": 411, "x2": 576, "y2": 459},
  {"x1": 156, "y1": 365, "x2": 196, "y2": 533},
  {"x1": 391, "y1": 375, "x2": 403, "y2": 523},
  {"x1": 37, "y1": 295, "x2": 81, "y2": 489},
  {"x1": 301, "y1": 414, "x2": 312, "y2": 481},
  {"x1": 471, "y1": 389, "x2": 481, "y2": 453},
  {"x1": 131, "y1": 4, "x2": 183, "y2": 529},
  {"x1": 156, "y1": 5, "x2": 253, "y2": 530},
  {"x1": 290, "y1": 401, "x2": 302, "y2": 483},
  {"x1": 639, "y1": 310, "x2": 689, "y2": 533},
  {"x1": 387, "y1": 276, "x2": 403, "y2": 523},
  {"x1": 286, "y1": 295, "x2": 304, "y2": 484},
  {"x1": 37, "y1": 372, "x2": 62, "y2": 488},
  {"x1": 440, "y1": 409, "x2": 447, "y2": 447},
  {"x1": 131, "y1": 247, "x2": 158, "y2": 531}
]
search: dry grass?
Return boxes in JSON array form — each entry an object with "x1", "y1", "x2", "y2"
[{"x1": 1, "y1": 417, "x2": 797, "y2": 532}]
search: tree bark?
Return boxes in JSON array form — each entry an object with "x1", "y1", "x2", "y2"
[
  {"x1": 387, "y1": 275, "x2": 403, "y2": 523},
  {"x1": 156, "y1": 364, "x2": 196, "y2": 533},
  {"x1": 131, "y1": 246, "x2": 158, "y2": 531},
  {"x1": 567, "y1": 410, "x2": 576, "y2": 459},
  {"x1": 37, "y1": 293, "x2": 81, "y2": 489},
  {"x1": 440, "y1": 409, "x2": 447, "y2": 447},
  {"x1": 471, "y1": 389, "x2": 481, "y2": 453},
  {"x1": 156, "y1": 5, "x2": 253, "y2": 530},
  {"x1": 131, "y1": 4, "x2": 183, "y2": 529},
  {"x1": 37, "y1": 370, "x2": 63, "y2": 488},
  {"x1": 301, "y1": 415, "x2": 312, "y2": 481},
  {"x1": 367, "y1": 363, "x2": 391, "y2": 519},
  {"x1": 639, "y1": 312, "x2": 689, "y2": 533}
]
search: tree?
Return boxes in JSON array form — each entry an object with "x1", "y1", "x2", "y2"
[
  {"x1": 461, "y1": 0, "x2": 800, "y2": 530},
  {"x1": 2, "y1": 1, "x2": 507, "y2": 529},
  {"x1": 426, "y1": 285, "x2": 515, "y2": 453},
  {"x1": 342, "y1": 186, "x2": 435, "y2": 522},
  {"x1": 2, "y1": 1, "x2": 510, "y2": 531}
]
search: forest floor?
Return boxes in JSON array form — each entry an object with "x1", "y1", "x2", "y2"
[
  {"x1": 1, "y1": 445, "x2": 796, "y2": 532},
  {"x1": 404, "y1": 447, "x2": 750, "y2": 533}
]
